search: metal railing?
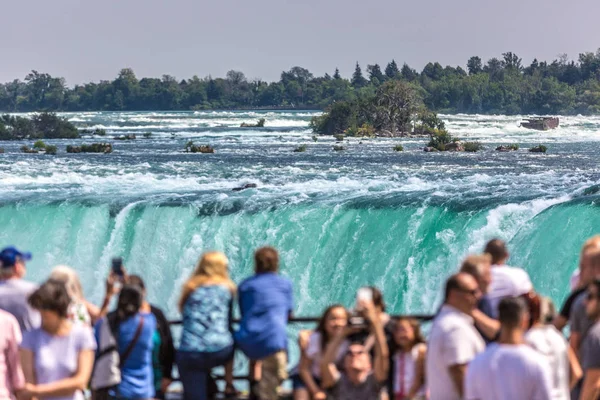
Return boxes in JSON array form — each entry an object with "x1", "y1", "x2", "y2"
[{"x1": 168, "y1": 314, "x2": 435, "y2": 394}]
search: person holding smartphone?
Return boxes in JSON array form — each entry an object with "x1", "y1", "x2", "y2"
[{"x1": 320, "y1": 297, "x2": 389, "y2": 400}]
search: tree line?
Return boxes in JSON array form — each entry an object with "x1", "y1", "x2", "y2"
[{"x1": 1, "y1": 50, "x2": 600, "y2": 114}]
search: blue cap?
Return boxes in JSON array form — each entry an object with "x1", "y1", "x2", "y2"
[{"x1": 0, "y1": 247, "x2": 32, "y2": 269}]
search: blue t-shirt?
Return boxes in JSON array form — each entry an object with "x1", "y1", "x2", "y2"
[
  {"x1": 94, "y1": 312, "x2": 156, "y2": 399},
  {"x1": 179, "y1": 284, "x2": 234, "y2": 353},
  {"x1": 234, "y1": 273, "x2": 294, "y2": 360}
]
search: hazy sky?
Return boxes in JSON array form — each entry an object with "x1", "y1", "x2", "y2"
[{"x1": 2, "y1": 0, "x2": 599, "y2": 86}]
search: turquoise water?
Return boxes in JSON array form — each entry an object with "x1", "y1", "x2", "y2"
[{"x1": 1, "y1": 111, "x2": 600, "y2": 321}]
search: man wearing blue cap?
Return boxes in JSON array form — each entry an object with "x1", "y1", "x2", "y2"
[{"x1": 0, "y1": 247, "x2": 40, "y2": 332}]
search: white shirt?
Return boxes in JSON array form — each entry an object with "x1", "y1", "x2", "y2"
[
  {"x1": 426, "y1": 305, "x2": 485, "y2": 400},
  {"x1": 465, "y1": 343, "x2": 552, "y2": 400},
  {"x1": 394, "y1": 344, "x2": 426, "y2": 397},
  {"x1": 525, "y1": 325, "x2": 570, "y2": 400},
  {"x1": 488, "y1": 265, "x2": 533, "y2": 318}
]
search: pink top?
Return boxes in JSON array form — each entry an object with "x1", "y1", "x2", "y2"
[{"x1": 0, "y1": 309, "x2": 24, "y2": 399}]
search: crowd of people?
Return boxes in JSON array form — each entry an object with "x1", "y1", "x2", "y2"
[{"x1": 0, "y1": 237, "x2": 599, "y2": 400}]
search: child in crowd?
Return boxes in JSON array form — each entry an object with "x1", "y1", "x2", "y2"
[
  {"x1": 235, "y1": 247, "x2": 294, "y2": 400},
  {"x1": 295, "y1": 304, "x2": 349, "y2": 400},
  {"x1": 388, "y1": 317, "x2": 427, "y2": 400}
]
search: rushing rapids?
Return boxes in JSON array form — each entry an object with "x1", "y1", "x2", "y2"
[{"x1": 0, "y1": 110, "x2": 600, "y2": 323}]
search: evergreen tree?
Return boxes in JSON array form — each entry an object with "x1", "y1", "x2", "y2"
[
  {"x1": 351, "y1": 63, "x2": 367, "y2": 88},
  {"x1": 401, "y1": 63, "x2": 418, "y2": 81},
  {"x1": 333, "y1": 68, "x2": 341, "y2": 80},
  {"x1": 385, "y1": 60, "x2": 400, "y2": 79},
  {"x1": 367, "y1": 64, "x2": 386, "y2": 85},
  {"x1": 467, "y1": 56, "x2": 483, "y2": 75}
]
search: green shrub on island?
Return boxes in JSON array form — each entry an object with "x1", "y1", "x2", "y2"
[
  {"x1": 333, "y1": 145, "x2": 346, "y2": 151},
  {"x1": 529, "y1": 145, "x2": 547, "y2": 153},
  {"x1": 185, "y1": 141, "x2": 214, "y2": 153},
  {"x1": 393, "y1": 144, "x2": 404, "y2": 152},
  {"x1": 427, "y1": 129, "x2": 455, "y2": 151},
  {"x1": 44, "y1": 145, "x2": 57, "y2": 155},
  {"x1": 240, "y1": 118, "x2": 265, "y2": 128},
  {"x1": 66, "y1": 143, "x2": 113, "y2": 154},
  {"x1": 496, "y1": 144, "x2": 519, "y2": 152},
  {"x1": 345, "y1": 123, "x2": 376, "y2": 137},
  {"x1": 0, "y1": 113, "x2": 79, "y2": 140},
  {"x1": 0, "y1": 147, "x2": 4, "y2": 154},
  {"x1": 143, "y1": 132, "x2": 152, "y2": 138},
  {"x1": 312, "y1": 135, "x2": 318, "y2": 142},
  {"x1": 93, "y1": 128, "x2": 106, "y2": 136},
  {"x1": 464, "y1": 142, "x2": 483, "y2": 152},
  {"x1": 33, "y1": 140, "x2": 47, "y2": 150},
  {"x1": 334, "y1": 134, "x2": 345, "y2": 142},
  {"x1": 293, "y1": 144, "x2": 307, "y2": 153}
]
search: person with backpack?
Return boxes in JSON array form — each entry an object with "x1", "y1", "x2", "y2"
[{"x1": 92, "y1": 284, "x2": 156, "y2": 400}]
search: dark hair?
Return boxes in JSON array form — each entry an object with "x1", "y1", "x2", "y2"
[
  {"x1": 394, "y1": 317, "x2": 426, "y2": 346},
  {"x1": 498, "y1": 297, "x2": 528, "y2": 329},
  {"x1": 316, "y1": 304, "x2": 349, "y2": 352},
  {"x1": 484, "y1": 239, "x2": 509, "y2": 265},
  {"x1": 127, "y1": 274, "x2": 146, "y2": 291},
  {"x1": 444, "y1": 273, "x2": 462, "y2": 301},
  {"x1": 116, "y1": 284, "x2": 143, "y2": 320},
  {"x1": 255, "y1": 246, "x2": 279, "y2": 274},
  {"x1": 28, "y1": 279, "x2": 71, "y2": 318},
  {"x1": 369, "y1": 286, "x2": 386, "y2": 312},
  {"x1": 520, "y1": 292, "x2": 541, "y2": 329}
]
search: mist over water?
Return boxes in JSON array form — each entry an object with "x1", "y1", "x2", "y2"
[{"x1": 1, "y1": 110, "x2": 600, "y2": 326}]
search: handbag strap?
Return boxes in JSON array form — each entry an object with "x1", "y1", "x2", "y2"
[{"x1": 119, "y1": 316, "x2": 145, "y2": 367}]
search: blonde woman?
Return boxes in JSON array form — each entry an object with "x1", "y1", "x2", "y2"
[
  {"x1": 176, "y1": 252, "x2": 236, "y2": 400},
  {"x1": 49, "y1": 266, "x2": 101, "y2": 326}
]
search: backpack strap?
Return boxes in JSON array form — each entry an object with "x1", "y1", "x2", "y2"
[{"x1": 119, "y1": 316, "x2": 145, "y2": 368}]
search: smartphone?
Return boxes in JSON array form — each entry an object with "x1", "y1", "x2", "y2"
[
  {"x1": 356, "y1": 287, "x2": 373, "y2": 309},
  {"x1": 111, "y1": 257, "x2": 124, "y2": 277}
]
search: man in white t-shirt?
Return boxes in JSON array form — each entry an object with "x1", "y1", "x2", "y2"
[
  {"x1": 465, "y1": 297, "x2": 552, "y2": 400},
  {"x1": 484, "y1": 239, "x2": 533, "y2": 318},
  {"x1": 426, "y1": 273, "x2": 485, "y2": 400}
]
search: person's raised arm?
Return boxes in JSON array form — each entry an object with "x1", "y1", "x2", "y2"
[
  {"x1": 362, "y1": 300, "x2": 389, "y2": 383},
  {"x1": 471, "y1": 309, "x2": 500, "y2": 340},
  {"x1": 320, "y1": 328, "x2": 348, "y2": 389},
  {"x1": 24, "y1": 349, "x2": 94, "y2": 398},
  {"x1": 299, "y1": 334, "x2": 324, "y2": 400},
  {"x1": 98, "y1": 272, "x2": 122, "y2": 318}
]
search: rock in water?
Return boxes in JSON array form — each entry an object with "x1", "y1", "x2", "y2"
[{"x1": 232, "y1": 183, "x2": 258, "y2": 192}]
